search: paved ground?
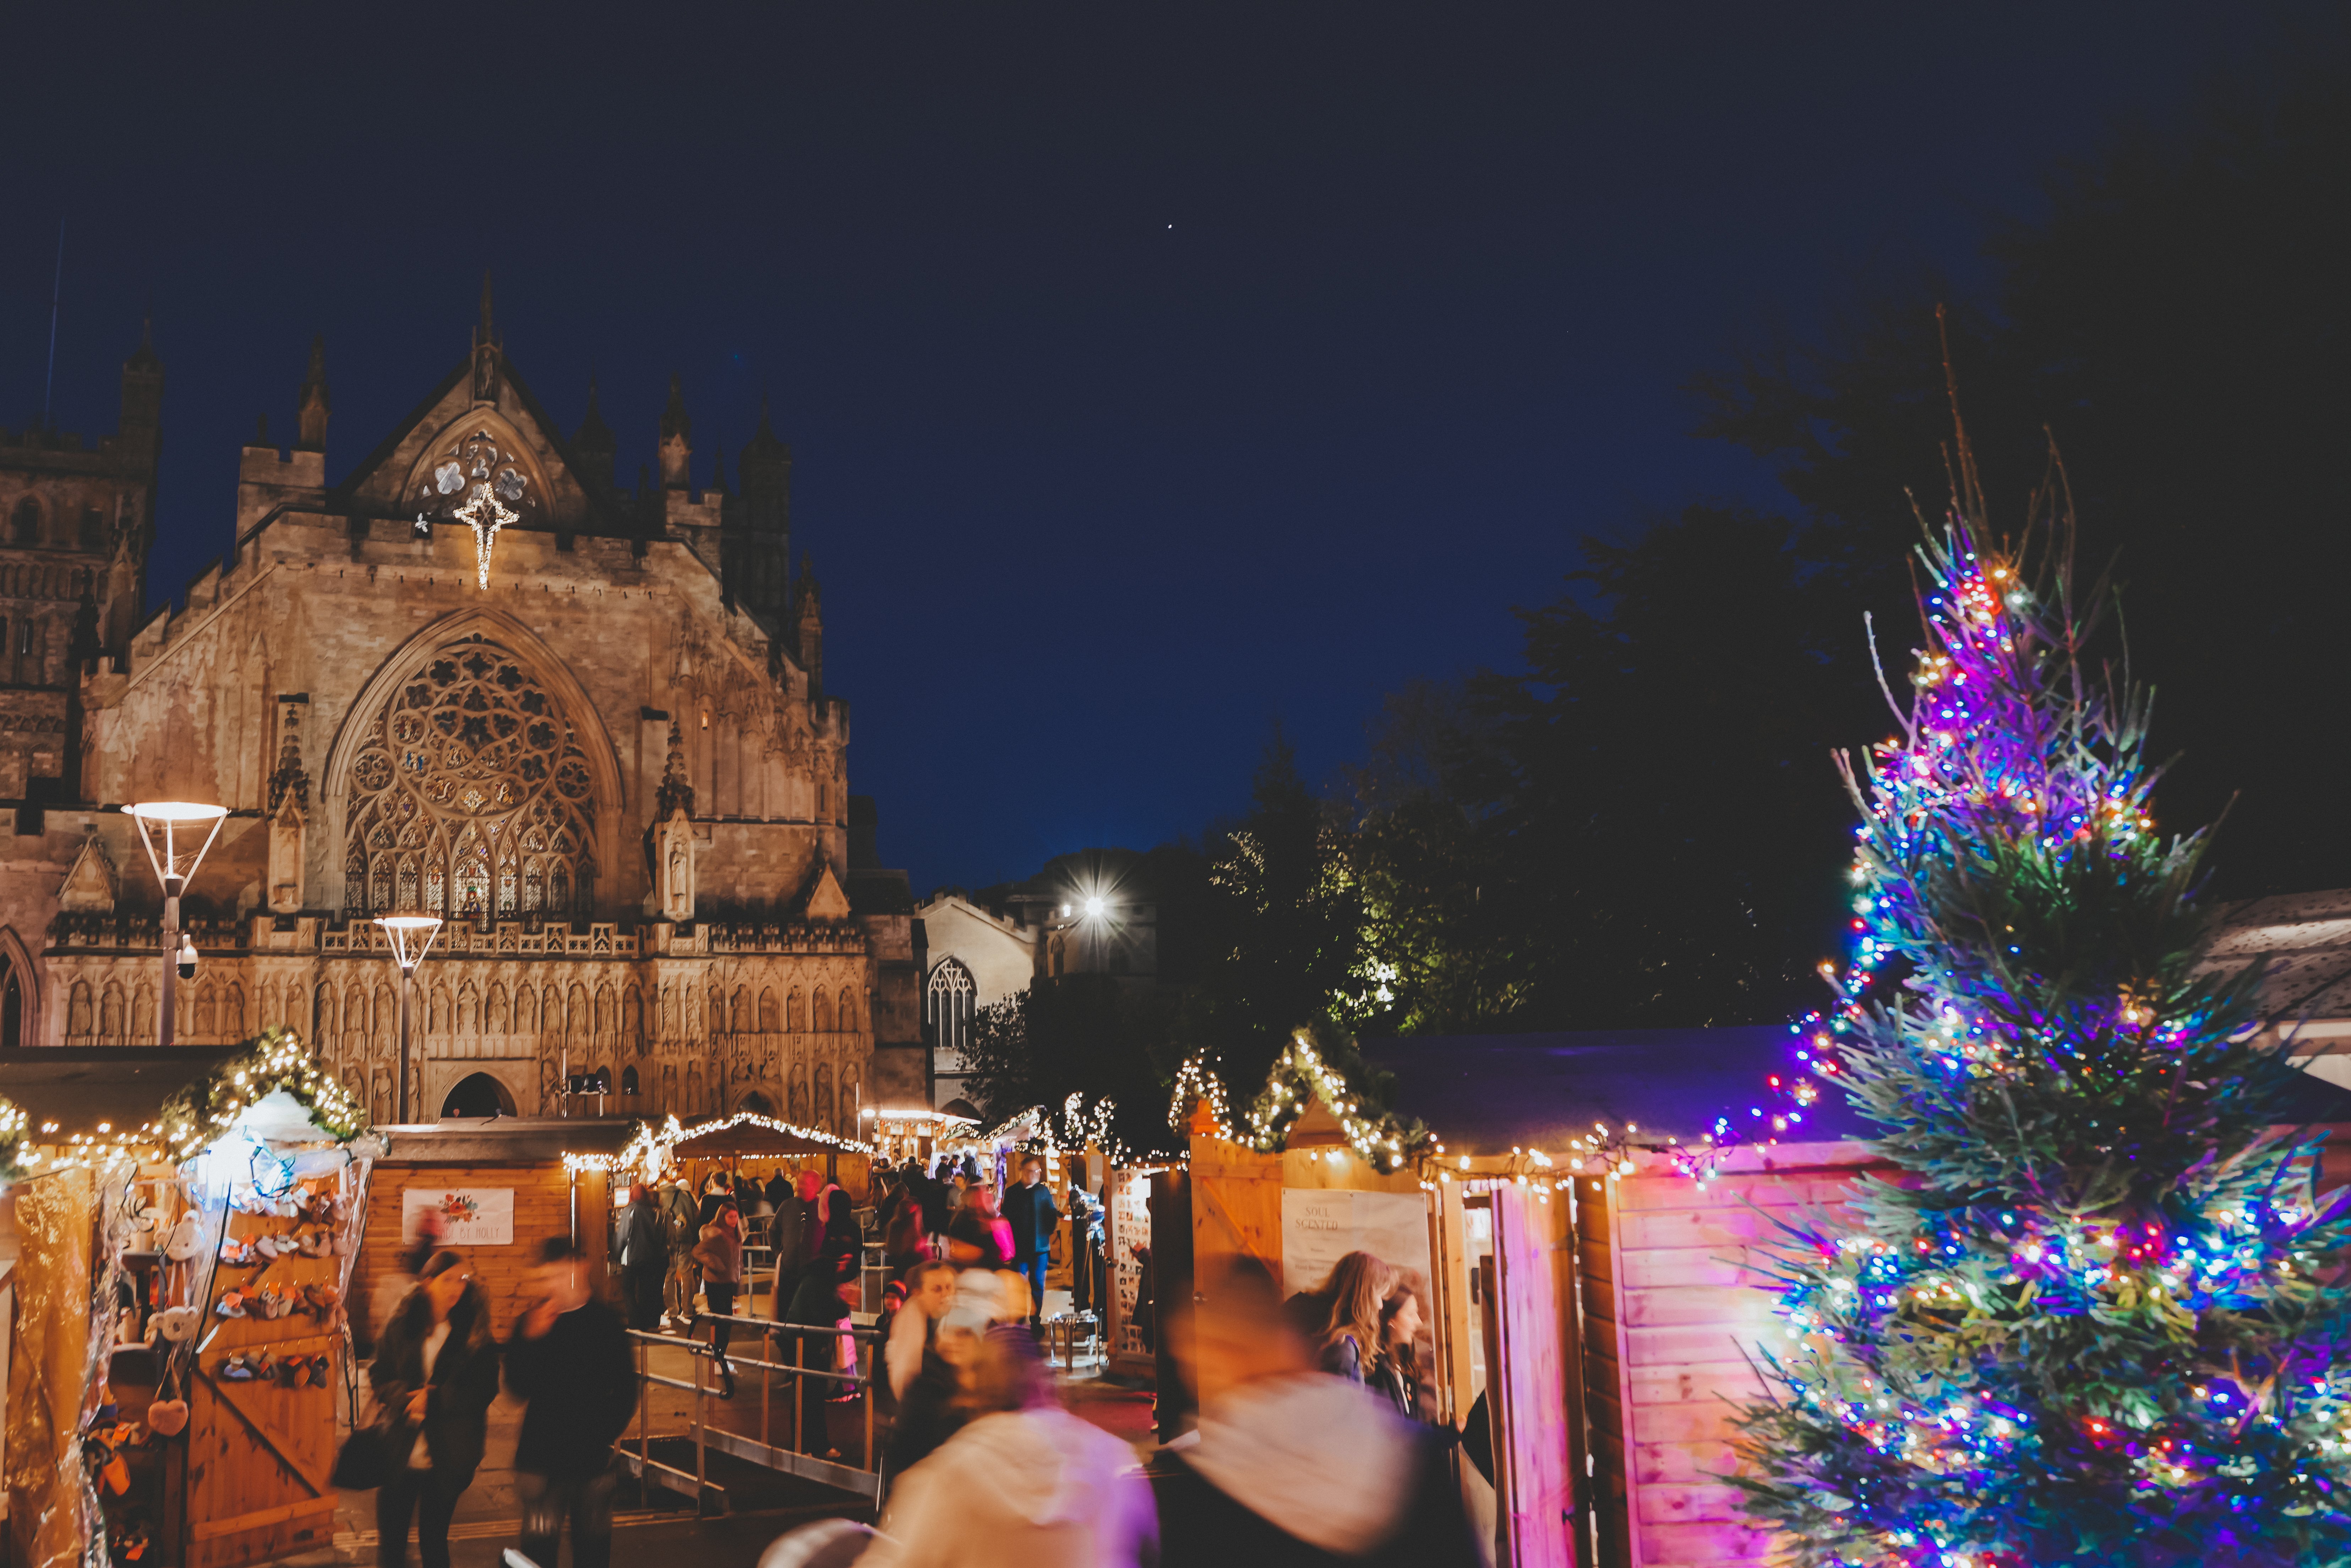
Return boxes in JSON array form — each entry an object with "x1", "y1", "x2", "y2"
[{"x1": 338, "y1": 1288, "x2": 1161, "y2": 1568}]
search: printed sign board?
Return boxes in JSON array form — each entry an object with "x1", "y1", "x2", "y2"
[{"x1": 402, "y1": 1186, "x2": 516, "y2": 1247}]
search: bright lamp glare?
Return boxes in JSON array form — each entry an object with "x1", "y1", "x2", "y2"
[{"x1": 1085, "y1": 896, "x2": 1104, "y2": 918}]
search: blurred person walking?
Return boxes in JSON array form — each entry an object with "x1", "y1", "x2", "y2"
[
  {"x1": 658, "y1": 1171, "x2": 700, "y2": 1331},
  {"x1": 505, "y1": 1237, "x2": 637, "y2": 1568},
  {"x1": 1154, "y1": 1258, "x2": 1478, "y2": 1567},
  {"x1": 693, "y1": 1198, "x2": 747, "y2": 1397},
  {"x1": 370, "y1": 1251, "x2": 500, "y2": 1568},
  {"x1": 886, "y1": 1259, "x2": 958, "y2": 1400},
  {"x1": 1001, "y1": 1154, "x2": 1061, "y2": 1332},
  {"x1": 611, "y1": 1181, "x2": 667, "y2": 1332},
  {"x1": 770, "y1": 1168, "x2": 816, "y2": 1320},
  {"x1": 946, "y1": 1182, "x2": 1012, "y2": 1272},
  {"x1": 867, "y1": 1326, "x2": 1156, "y2": 1568}
]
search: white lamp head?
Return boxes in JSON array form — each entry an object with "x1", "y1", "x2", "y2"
[
  {"x1": 127, "y1": 802, "x2": 230, "y2": 897},
  {"x1": 375, "y1": 914, "x2": 445, "y2": 970}
]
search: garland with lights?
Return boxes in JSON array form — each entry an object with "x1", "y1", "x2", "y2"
[
  {"x1": 1731, "y1": 463, "x2": 2351, "y2": 1565},
  {"x1": 1243, "y1": 1031, "x2": 1429, "y2": 1171},
  {"x1": 156, "y1": 1028, "x2": 369, "y2": 1162},
  {"x1": 0, "y1": 1092, "x2": 24, "y2": 1180},
  {"x1": 1169, "y1": 1051, "x2": 1234, "y2": 1141}
]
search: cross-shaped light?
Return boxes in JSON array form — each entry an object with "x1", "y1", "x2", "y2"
[{"x1": 452, "y1": 485, "x2": 518, "y2": 590}]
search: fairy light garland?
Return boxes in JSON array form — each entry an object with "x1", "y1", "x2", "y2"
[
  {"x1": 1242, "y1": 1032, "x2": 1427, "y2": 1170},
  {"x1": 563, "y1": 1109, "x2": 873, "y2": 1176},
  {"x1": 0, "y1": 1094, "x2": 25, "y2": 1181},
  {"x1": 1169, "y1": 1052, "x2": 1233, "y2": 1141},
  {"x1": 155, "y1": 1027, "x2": 368, "y2": 1164}
]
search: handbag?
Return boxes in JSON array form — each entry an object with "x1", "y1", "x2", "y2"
[{"x1": 332, "y1": 1395, "x2": 397, "y2": 1490}]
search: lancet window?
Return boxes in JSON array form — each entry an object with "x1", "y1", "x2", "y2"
[{"x1": 343, "y1": 639, "x2": 598, "y2": 923}]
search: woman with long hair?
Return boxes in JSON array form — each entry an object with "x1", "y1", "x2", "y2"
[
  {"x1": 1373, "y1": 1286, "x2": 1425, "y2": 1421},
  {"x1": 369, "y1": 1250, "x2": 500, "y2": 1568},
  {"x1": 1314, "y1": 1251, "x2": 1397, "y2": 1384}
]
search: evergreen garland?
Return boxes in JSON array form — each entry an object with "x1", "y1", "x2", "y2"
[
  {"x1": 157, "y1": 1027, "x2": 369, "y2": 1162},
  {"x1": 0, "y1": 1092, "x2": 24, "y2": 1180},
  {"x1": 1734, "y1": 454, "x2": 2351, "y2": 1566}
]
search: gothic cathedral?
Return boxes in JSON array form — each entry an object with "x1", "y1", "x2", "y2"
[{"x1": 0, "y1": 295, "x2": 922, "y2": 1126}]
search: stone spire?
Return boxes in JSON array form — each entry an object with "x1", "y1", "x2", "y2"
[
  {"x1": 739, "y1": 396, "x2": 790, "y2": 504},
  {"x1": 796, "y1": 553, "x2": 824, "y2": 704},
  {"x1": 656, "y1": 719, "x2": 696, "y2": 818},
  {"x1": 268, "y1": 698, "x2": 310, "y2": 814},
  {"x1": 470, "y1": 270, "x2": 501, "y2": 403},
  {"x1": 119, "y1": 315, "x2": 163, "y2": 456},
  {"x1": 658, "y1": 374, "x2": 693, "y2": 489},
  {"x1": 572, "y1": 374, "x2": 617, "y2": 488},
  {"x1": 708, "y1": 439, "x2": 727, "y2": 496},
  {"x1": 296, "y1": 334, "x2": 330, "y2": 453}
]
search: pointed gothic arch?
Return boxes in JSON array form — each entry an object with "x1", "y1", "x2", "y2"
[
  {"x1": 322, "y1": 609, "x2": 625, "y2": 918},
  {"x1": 0, "y1": 925, "x2": 40, "y2": 1047}
]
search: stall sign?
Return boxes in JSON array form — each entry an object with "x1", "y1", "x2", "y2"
[
  {"x1": 403, "y1": 1186, "x2": 516, "y2": 1247},
  {"x1": 1282, "y1": 1188, "x2": 1433, "y2": 1302}
]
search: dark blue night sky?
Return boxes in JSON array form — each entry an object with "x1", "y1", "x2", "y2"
[{"x1": 0, "y1": 5, "x2": 2319, "y2": 893}]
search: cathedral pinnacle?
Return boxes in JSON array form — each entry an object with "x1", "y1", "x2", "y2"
[
  {"x1": 296, "y1": 333, "x2": 330, "y2": 453},
  {"x1": 658, "y1": 374, "x2": 693, "y2": 489},
  {"x1": 656, "y1": 720, "x2": 696, "y2": 818},
  {"x1": 268, "y1": 698, "x2": 311, "y2": 814}
]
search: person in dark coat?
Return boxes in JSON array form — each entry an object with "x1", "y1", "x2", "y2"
[
  {"x1": 505, "y1": 1237, "x2": 638, "y2": 1568},
  {"x1": 769, "y1": 1168, "x2": 815, "y2": 1321},
  {"x1": 780, "y1": 1176, "x2": 863, "y2": 1452},
  {"x1": 697, "y1": 1169, "x2": 735, "y2": 1229},
  {"x1": 611, "y1": 1182, "x2": 667, "y2": 1332},
  {"x1": 999, "y1": 1155, "x2": 1061, "y2": 1330},
  {"x1": 1152, "y1": 1259, "x2": 1479, "y2": 1568},
  {"x1": 371, "y1": 1251, "x2": 501, "y2": 1568}
]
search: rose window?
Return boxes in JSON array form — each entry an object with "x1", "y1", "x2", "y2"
[{"x1": 343, "y1": 639, "x2": 597, "y2": 922}]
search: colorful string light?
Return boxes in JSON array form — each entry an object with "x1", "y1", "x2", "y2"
[{"x1": 1733, "y1": 509, "x2": 2351, "y2": 1564}]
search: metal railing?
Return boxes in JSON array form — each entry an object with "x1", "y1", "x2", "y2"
[{"x1": 612, "y1": 1313, "x2": 886, "y2": 1511}]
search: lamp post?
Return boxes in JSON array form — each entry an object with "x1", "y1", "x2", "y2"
[
  {"x1": 128, "y1": 802, "x2": 229, "y2": 1047},
  {"x1": 376, "y1": 915, "x2": 443, "y2": 1124}
]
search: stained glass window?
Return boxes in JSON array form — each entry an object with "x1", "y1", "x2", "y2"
[{"x1": 343, "y1": 638, "x2": 598, "y2": 923}]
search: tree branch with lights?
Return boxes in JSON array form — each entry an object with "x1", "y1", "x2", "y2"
[{"x1": 1732, "y1": 431, "x2": 2351, "y2": 1566}]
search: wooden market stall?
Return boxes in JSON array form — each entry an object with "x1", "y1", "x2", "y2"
[
  {"x1": 1363, "y1": 1029, "x2": 2351, "y2": 1568},
  {"x1": 2, "y1": 1035, "x2": 377, "y2": 1568},
  {"x1": 1179, "y1": 1033, "x2": 1583, "y2": 1568},
  {"x1": 348, "y1": 1116, "x2": 640, "y2": 1348}
]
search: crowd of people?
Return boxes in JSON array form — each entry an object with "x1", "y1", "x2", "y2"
[{"x1": 363, "y1": 1153, "x2": 1480, "y2": 1568}]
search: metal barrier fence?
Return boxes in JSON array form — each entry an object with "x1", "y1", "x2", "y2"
[{"x1": 612, "y1": 1313, "x2": 885, "y2": 1511}]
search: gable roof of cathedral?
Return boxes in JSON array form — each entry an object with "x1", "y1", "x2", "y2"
[{"x1": 326, "y1": 340, "x2": 638, "y2": 535}]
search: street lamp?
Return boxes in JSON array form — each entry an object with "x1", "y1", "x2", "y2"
[
  {"x1": 128, "y1": 802, "x2": 229, "y2": 1047},
  {"x1": 376, "y1": 915, "x2": 443, "y2": 1124}
]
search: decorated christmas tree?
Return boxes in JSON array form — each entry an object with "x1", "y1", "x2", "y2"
[{"x1": 1735, "y1": 438, "x2": 2351, "y2": 1566}]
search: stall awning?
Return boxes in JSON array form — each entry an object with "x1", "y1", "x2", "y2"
[
  {"x1": 669, "y1": 1112, "x2": 872, "y2": 1158},
  {"x1": 1365, "y1": 1028, "x2": 2351, "y2": 1155}
]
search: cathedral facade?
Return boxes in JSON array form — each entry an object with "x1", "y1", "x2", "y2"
[{"x1": 0, "y1": 297, "x2": 923, "y2": 1127}]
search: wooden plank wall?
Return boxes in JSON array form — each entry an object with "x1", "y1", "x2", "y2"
[
  {"x1": 350, "y1": 1162, "x2": 580, "y2": 1344},
  {"x1": 1493, "y1": 1183, "x2": 1574, "y2": 1567},
  {"x1": 1600, "y1": 1142, "x2": 1890, "y2": 1568}
]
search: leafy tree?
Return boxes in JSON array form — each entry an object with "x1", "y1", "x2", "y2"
[
  {"x1": 1736, "y1": 467, "x2": 2351, "y2": 1566},
  {"x1": 959, "y1": 973, "x2": 1181, "y2": 1154}
]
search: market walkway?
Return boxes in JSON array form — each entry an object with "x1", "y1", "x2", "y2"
[{"x1": 334, "y1": 1314, "x2": 1159, "y2": 1567}]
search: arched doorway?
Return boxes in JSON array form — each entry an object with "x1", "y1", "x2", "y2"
[
  {"x1": 741, "y1": 1090, "x2": 774, "y2": 1115},
  {"x1": 441, "y1": 1071, "x2": 515, "y2": 1119}
]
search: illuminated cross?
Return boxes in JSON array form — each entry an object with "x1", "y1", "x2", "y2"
[{"x1": 452, "y1": 485, "x2": 518, "y2": 590}]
